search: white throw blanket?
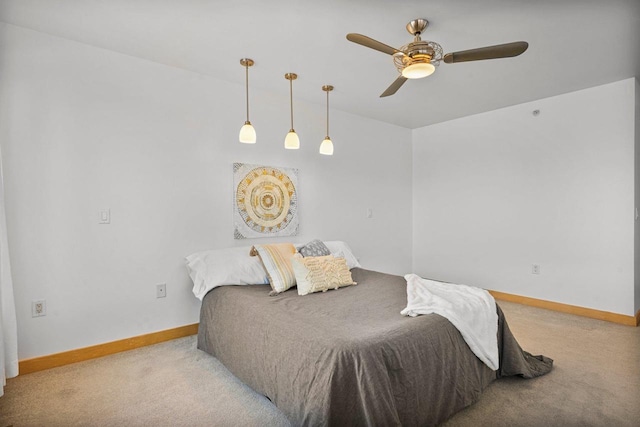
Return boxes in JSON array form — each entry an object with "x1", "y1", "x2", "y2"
[{"x1": 401, "y1": 274, "x2": 499, "y2": 371}]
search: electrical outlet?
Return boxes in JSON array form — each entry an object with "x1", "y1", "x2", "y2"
[
  {"x1": 532, "y1": 264, "x2": 541, "y2": 275},
  {"x1": 156, "y1": 283, "x2": 167, "y2": 298},
  {"x1": 32, "y1": 300, "x2": 46, "y2": 317}
]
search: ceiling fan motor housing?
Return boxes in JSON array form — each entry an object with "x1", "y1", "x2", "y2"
[{"x1": 394, "y1": 40, "x2": 443, "y2": 75}]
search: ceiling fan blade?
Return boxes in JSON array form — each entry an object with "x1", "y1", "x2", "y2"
[
  {"x1": 347, "y1": 33, "x2": 400, "y2": 56},
  {"x1": 443, "y1": 41, "x2": 528, "y2": 64},
  {"x1": 380, "y1": 76, "x2": 408, "y2": 97}
]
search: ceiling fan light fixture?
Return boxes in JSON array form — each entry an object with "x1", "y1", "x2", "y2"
[
  {"x1": 402, "y1": 62, "x2": 435, "y2": 79},
  {"x1": 395, "y1": 48, "x2": 440, "y2": 80},
  {"x1": 347, "y1": 19, "x2": 528, "y2": 97}
]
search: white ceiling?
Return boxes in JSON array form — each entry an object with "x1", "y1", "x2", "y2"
[{"x1": 1, "y1": 0, "x2": 639, "y2": 129}]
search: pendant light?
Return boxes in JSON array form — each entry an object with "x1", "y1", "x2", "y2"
[
  {"x1": 319, "y1": 85, "x2": 334, "y2": 155},
  {"x1": 284, "y1": 73, "x2": 300, "y2": 149},
  {"x1": 239, "y1": 58, "x2": 256, "y2": 144}
]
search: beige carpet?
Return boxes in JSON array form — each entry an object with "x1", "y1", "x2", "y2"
[{"x1": 1, "y1": 301, "x2": 639, "y2": 426}]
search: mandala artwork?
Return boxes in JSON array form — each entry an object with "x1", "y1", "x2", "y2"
[{"x1": 233, "y1": 163, "x2": 299, "y2": 239}]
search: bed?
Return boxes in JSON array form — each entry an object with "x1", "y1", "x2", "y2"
[{"x1": 197, "y1": 267, "x2": 552, "y2": 426}]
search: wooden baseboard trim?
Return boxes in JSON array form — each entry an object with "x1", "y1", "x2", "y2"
[
  {"x1": 15, "y1": 299, "x2": 640, "y2": 374},
  {"x1": 489, "y1": 290, "x2": 638, "y2": 327},
  {"x1": 19, "y1": 323, "x2": 199, "y2": 375}
]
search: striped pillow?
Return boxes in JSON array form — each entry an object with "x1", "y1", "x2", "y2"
[{"x1": 250, "y1": 243, "x2": 297, "y2": 294}]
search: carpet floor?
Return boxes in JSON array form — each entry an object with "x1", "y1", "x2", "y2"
[{"x1": 1, "y1": 300, "x2": 639, "y2": 426}]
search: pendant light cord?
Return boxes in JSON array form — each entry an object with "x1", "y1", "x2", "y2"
[
  {"x1": 290, "y1": 78, "x2": 294, "y2": 129},
  {"x1": 326, "y1": 89, "x2": 330, "y2": 136},
  {"x1": 245, "y1": 64, "x2": 250, "y2": 122}
]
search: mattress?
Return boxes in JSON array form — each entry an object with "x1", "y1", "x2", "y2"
[{"x1": 197, "y1": 268, "x2": 552, "y2": 426}]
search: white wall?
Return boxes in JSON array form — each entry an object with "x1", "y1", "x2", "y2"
[
  {"x1": 412, "y1": 79, "x2": 636, "y2": 316},
  {"x1": 0, "y1": 24, "x2": 413, "y2": 359}
]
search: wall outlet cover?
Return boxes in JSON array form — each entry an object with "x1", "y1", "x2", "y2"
[{"x1": 32, "y1": 300, "x2": 46, "y2": 317}]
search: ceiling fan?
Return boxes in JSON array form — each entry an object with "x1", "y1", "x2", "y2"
[{"x1": 346, "y1": 18, "x2": 528, "y2": 97}]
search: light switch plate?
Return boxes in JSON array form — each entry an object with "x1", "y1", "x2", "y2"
[{"x1": 99, "y1": 209, "x2": 110, "y2": 224}]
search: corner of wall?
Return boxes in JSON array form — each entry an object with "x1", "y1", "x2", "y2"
[{"x1": 635, "y1": 77, "x2": 640, "y2": 313}]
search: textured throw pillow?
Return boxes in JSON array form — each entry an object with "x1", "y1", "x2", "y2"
[
  {"x1": 299, "y1": 239, "x2": 331, "y2": 257},
  {"x1": 291, "y1": 254, "x2": 357, "y2": 296},
  {"x1": 250, "y1": 243, "x2": 297, "y2": 294}
]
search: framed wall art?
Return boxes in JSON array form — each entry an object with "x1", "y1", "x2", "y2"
[{"x1": 233, "y1": 163, "x2": 299, "y2": 239}]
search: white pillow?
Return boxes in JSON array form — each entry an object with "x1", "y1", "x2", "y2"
[
  {"x1": 186, "y1": 246, "x2": 269, "y2": 300},
  {"x1": 323, "y1": 241, "x2": 362, "y2": 269}
]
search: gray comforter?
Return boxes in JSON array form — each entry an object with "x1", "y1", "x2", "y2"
[{"x1": 198, "y1": 268, "x2": 552, "y2": 426}]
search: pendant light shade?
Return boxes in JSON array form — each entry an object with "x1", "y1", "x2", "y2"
[
  {"x1": 239, "y1": 58, "x2": 256, "y2": 144},
  {"x1": 319, "y1": 137, "x2": 334, "y2": 155},
  {"x1": 239, "y1": 122, "x2": 256, "y2": 143},
  {"x1": 320, "y1": 85, "x2": 334, "y2": 156},
  {"x1": 284, "y1": 73, "x2": 300, "y2": 149},
  {"x1": 284, "y1": 131, "x2": 300, "y2": 149}
]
